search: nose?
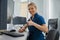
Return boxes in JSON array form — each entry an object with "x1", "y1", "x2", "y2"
[{"x1": 29, "y1": 9, "x2": 32, "y2": 12}]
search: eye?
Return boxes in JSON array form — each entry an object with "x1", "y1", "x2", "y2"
[
  {"x1": 31, "y1": 8, "x2": 33, "y2": 9},
  {"x1": 28, "y1": 8, "x2": 30, "y2": 10}
]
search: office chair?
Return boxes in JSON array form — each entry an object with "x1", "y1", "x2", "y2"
[
  {"x1": 13, "y1": 16, "x2": 26, "y2": 25},
  {"x1": 46, "y1": 29, "x2": 59, "y2": 40},
  {"x1": 48, "y1": 18, "x2": 58, "y2": 30},
  {"x1": 46, "y1": 18, "x2": 58, "y2": 37}
]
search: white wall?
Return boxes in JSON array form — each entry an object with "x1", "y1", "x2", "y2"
[
  {"x1": 7, "y1": 0, "x2": 14, "y2": 19},
  {"x1": 49, "y1": 0, "x2": 60, "y2": 18},
  {"x1": 13, "y1": 0, "x2": 21, "y2": 17}
]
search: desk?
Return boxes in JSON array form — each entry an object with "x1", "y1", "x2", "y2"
[{"x1": 0, "y1": 32, "x2": 28, "y2": 40}]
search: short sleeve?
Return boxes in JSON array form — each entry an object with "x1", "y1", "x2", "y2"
[{"x1": 38, "y1": 16, "x2": 46, "y2": 25}]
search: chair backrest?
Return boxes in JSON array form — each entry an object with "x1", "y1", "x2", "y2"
[
  {"x1": 48, "y1": 18, "x2": 58, "y2": 30},
  {"x1": 46, "y1": 29, "x2": 59, "y2": 40},
  {"x1": 13, "y1": 17, "x2": 26, "y2": 25}
]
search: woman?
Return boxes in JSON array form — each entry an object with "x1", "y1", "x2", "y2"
[{"x1": 19, "y1": 2, "x2": 48, "y2": 40}]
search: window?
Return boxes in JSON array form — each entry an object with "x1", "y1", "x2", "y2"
[{"x1": 20, "y1": 2, "x2": 28, "y2": 17}]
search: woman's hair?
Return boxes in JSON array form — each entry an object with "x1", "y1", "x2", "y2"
[{"x1": 28, "y1": 2, "x2": 37, "y2": 9}]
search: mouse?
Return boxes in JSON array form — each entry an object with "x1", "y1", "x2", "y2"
[{"x1": 10, "y1": 29, "x2": 16, "y2": 32}]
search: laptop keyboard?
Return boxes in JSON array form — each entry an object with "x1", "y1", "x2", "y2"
[{"x1": 2, "y1": 31, "x2": 24, "y2": 37}]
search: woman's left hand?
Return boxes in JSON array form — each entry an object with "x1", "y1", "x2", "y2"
[{"x1": 27, "y1": 19, "x2": 34, "y2": 26}]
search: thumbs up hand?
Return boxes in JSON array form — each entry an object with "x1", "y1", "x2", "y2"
[{"x1": 27, "y1": 19, "x2": 35, "y2": 26}]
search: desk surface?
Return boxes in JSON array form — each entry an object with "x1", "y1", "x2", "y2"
[{"x1": 0, "y1": 32, "x2": 28, "y2": 40}]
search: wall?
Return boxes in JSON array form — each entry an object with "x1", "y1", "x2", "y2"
[
  {"x1": 7, "y1": 0, "x2": 14, "y2": 19},
  {"x1": 13, "y1": 0, "x2": 21, "y2": 17}
]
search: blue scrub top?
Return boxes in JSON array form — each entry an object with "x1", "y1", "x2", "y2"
[{"x1": 27, "y1": 13, "x2": 46, "y2": 40}]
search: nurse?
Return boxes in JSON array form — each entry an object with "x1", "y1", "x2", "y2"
[{"x1": 19, "y1": 2, "x2": 48, "y2": 40}]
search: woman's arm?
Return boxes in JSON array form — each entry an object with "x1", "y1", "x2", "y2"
[
  {"x1": 27, "y1": 20, "x2": 48, "y2": 33},
  {"x1": 33, "y1": 23, "x2": 48, "y2": 33},
  {"x1": 19, "y1": 24, "x2": 28, "y2": 33}
]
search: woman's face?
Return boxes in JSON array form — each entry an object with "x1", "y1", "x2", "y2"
[{"x1": 28, "y1": 5, "x2": 37, "y2": 15}]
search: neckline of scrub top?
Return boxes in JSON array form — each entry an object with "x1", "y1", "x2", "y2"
[{"x1": 31, "y1": 13, "x2": 38, "y2": 20}]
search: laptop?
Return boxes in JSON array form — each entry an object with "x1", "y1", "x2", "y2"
[{"x1": 2, "y1": 31, "x2": 24, "y2": 37}]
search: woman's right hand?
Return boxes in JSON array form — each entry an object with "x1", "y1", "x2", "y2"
[{"x1": 18, "y1": 27, "x2": 25, "y2": 33}]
